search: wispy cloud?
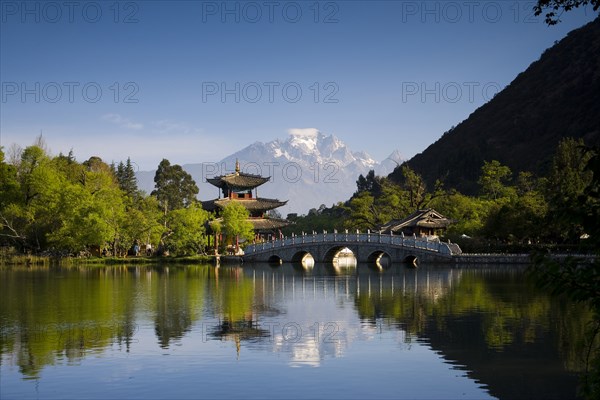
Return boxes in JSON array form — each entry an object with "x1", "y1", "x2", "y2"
[
  {"x1": 152, "y1": 120, "x2": 202, "y2": 135},
  {"x1": 288, "y1": 128, "x2": 319, "y2": 138},
  {"x1": 102, "y1": 113, "x2": 144, "y2": 130}
]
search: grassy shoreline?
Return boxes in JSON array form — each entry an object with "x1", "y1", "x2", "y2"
[{"x1": 0, "y1": 254, "x2": 216, "y2": 267}]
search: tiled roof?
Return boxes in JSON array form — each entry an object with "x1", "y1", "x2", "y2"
[
  {"x1": 207, "y1": 172, "x2": 270, "y2": 189},
  {"x1": 213, "y1": 198, "x2": 287, "y2": 211},
  {"x1": 249, "y1": 218, "x2": 290, "y2": 230},
  {"x1": 378, "y1": 209, "x2": 453, "y2": 233},
  {"x1": 202, "y1": 198, "x2": 287, "y2": 212},
  {"x1": 208, "y1": 217, "x2": 290, "y2": 231}
]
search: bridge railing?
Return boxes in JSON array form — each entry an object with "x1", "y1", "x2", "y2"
[{"x1": 243, "y1": 232, "x2": 459, "y2": 255}]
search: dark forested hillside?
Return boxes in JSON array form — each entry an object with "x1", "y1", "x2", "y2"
[{"x1": 392, "y1": 17, "x2": 600, "y2": 193}]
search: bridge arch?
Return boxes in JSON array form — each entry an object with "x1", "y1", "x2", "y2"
[
  {"x1": 323, "y1": 246, "x2": 356, "y2": 263},
  {"x1": 404, "y1": 255, "x2": 418, "y2": 267},
  {"x1": 367, "y1": 250, "x2": 392, "y2": 269},
  {"x1": 290, "y1": 250, "x2": 314, "y2": 266},
  {"x1": 268, "y1": 255, "x2": 283, "y2": 265}
]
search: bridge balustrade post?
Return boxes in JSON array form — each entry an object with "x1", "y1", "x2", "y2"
[
  {"x1": 378, "y1": 231, "x2": 381, "y2": 243},
  {"x1": 367, "y1": 229, "x2": 370, "y2": 243},
  {"x1": 345, "y1": 229, "x2": 348, "y2": 242},
  {"x1": 356, "y1": 230, "x2": 359, "y2": 241}
]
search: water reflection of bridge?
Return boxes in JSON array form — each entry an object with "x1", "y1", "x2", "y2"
[{"x1": 246, "y1": 264, "x2": 463, "y2": 302}]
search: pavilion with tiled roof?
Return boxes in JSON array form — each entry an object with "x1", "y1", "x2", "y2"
[
  {"x1": 203, "y1": 160, "x2": 290, "y2": 240},
  {"x1": 378, "y1": 209, "x2": 454, "y2": 238}
]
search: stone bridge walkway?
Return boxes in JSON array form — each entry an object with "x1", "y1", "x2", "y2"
[{"x1": 243, "y1": 231, "x2": 462, "y2": 265}]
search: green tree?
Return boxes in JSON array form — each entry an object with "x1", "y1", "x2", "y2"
[
  {"x1": 152, "y1": 159, "x2": 199, "y2": 212},
  {"x1": 10, "y1": 145, "x2": 63, "y2": 250},
  {"x1": 346, "y1": 178, "x2": 412, "y2": 230},
  {"x1": 375, "y1": 180, "x2": 411, "y2": 221},
  {"x1": 115, "y1": 157, "x2": 139, "y2": 198},
  {"x1": 282, "y1": 203, "x2": 348, "y2": 235},
  {"x1": 401, "y1": 166, "x2": 426, "y2": 210},
  {"x1": 0, "y1": 148, "x2": 19, "y2": 210},
  {"x1": 46, "y1": 156, "x2": 127, "y2": 254},
  {"x1": 121, "y1": 196, "x2": 163, "y2": 252},
  {"x1": 355, "y1": 170, "x2": 384, "y2": 197},
  {"x1": 545, "y1": 138, "x2": 593, "y2": 241},
  {"x1": 478, "y1": 160, "x2": 514, "y2": 200},
  {"x1": 345, "y1": 191, "x2": 378, "y2": 230},
  {"x1": 530, "y1": 145, "x2": 600, "y2": 399},
  {"x1": 53, "y1": 149, "x2": 84, "y2": 184},
  {"x1": 0, "y1": 148, "x2": 22, "y2": 246},
  {"x1": 484, "y1": 191, "x2": 548, "y2": 243},
  {"x1": 161, "y1": 203, "x2": 209, "y2": 256},
  {"x1": 429, "y1": 191, "x2": 492, "y2": 237},
  {"x1": 47, "y1": 182, "x2": 122, "y2": 252},
  {"x1": 221, "y1": 202, "x2": 254, "y2": 251}
]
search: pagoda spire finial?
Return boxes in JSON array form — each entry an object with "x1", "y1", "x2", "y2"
[{"x1": 235, "y1": 159, "x2": 240, "y2": 175}]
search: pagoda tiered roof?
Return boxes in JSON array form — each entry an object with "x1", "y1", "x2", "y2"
[
  {"x1": 204, "y1": 159, "x2": 290, "y2": 233},
  {"x1": 202, "y1": 198, "x2": 288, "y2": 213},
  {"x1": 210, "y1": 217, "x2": 290, "y2": 231},
  {"x1": 207, "y1": 172, "x2": 270, "y2": 190},
  {"x1": 249, "y1": 217, "x2": 290, "y2": 230}
]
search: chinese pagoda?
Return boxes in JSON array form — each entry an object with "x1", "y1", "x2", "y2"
[{"x1": 202, "y1": 160, "x2": 290, "y2": 244}]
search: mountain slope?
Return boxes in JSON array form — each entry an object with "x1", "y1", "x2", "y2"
[{"x1": 394, "y1": 17, "x2": 600, "y2": 193}]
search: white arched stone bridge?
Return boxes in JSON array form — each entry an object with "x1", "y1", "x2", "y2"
[{"x1": 242, "y1": 231, "x2": 462, "y2": 265}]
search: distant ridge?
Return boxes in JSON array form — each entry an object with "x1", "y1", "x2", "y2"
[{"x1": 393, "y1": 17, "x2": 600, "y2": 193}]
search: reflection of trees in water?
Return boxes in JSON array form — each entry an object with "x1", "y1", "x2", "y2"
[
  {"x1": 208, "y1": 319, "x2": 270, "y2": 357},
  {"x1": 0, "y1": 266, "x2": 141, "y2": 378},
  {"x1": 151, "y1": 267, "x2": 205, "y2": 348},
  {"x1": 355, "y1": 268, "x2": 460, "y2": 336},
  {"x1": 0, "y1": 265, "x2": 209, "y2": 376},
  {"x1": 3, "y1": 262, "x2": 595, "y2": 394},
  {"x1": 355, "y1": 269, "x2": 564, "y2": 349},
  {"x1": 354, "y1": 266, "x2": 595, "y2": 377},
  {"x1": 205, "y1": 266, "x2": 270, "y2": 354}
]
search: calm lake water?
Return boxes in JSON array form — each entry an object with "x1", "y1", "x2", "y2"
[{"x1": 0, "y1": 263, "x2": 592, "y2": 399}]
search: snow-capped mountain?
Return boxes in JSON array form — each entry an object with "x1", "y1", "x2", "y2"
[{"x1": 136, "y1": 131, "x2": 402, "y2": 215}]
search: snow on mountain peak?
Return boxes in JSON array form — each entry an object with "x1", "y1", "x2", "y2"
[
  {"x1": 288, "y1": 128, "x2": 319, "y2": 138},
  {"x1": 287, "y1": 128, "x2": 319, "y2": 153}
]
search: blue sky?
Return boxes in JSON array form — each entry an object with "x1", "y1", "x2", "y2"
[{"x1": 1, "y1": 1, "x2": 596, "y2": 170}]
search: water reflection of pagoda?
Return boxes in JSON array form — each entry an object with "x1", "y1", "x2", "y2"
[{"x1": 202, "y1": 160, "x2": 290, "y2": 242}]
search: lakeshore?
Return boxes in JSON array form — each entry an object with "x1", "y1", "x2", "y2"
[{"x1": 1, "y1": 251, "x2": 596, "y2": 268}]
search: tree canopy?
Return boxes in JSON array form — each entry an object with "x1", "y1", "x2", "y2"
[
  {"x1": 221, "y1": 202, "x2": 254, "y2": 248},
  {"x1": 151, "y1": 159, "x2": 199, "y2": 212},
  {"x1": 0, "y1": 143, "x2": 209, "y2": 257}
]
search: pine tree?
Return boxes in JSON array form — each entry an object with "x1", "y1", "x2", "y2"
[{"x1": 116, "y1": 157, "x2": 138, "y2": 197}]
